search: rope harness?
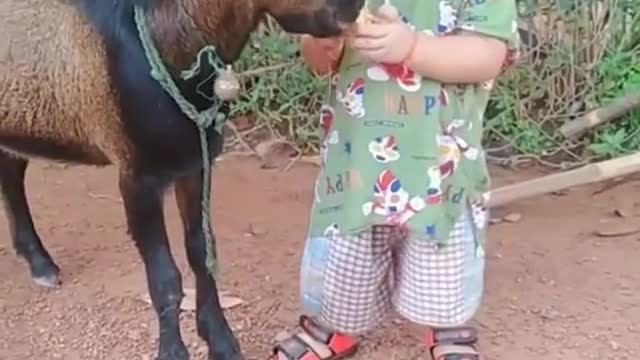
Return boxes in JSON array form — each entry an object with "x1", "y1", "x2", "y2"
[{"x1": 134, "y1": 6, "x2": 239, "y2": 278}]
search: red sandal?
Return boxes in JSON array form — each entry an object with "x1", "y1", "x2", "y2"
[
  {"x1": 272, "y1": 315, "x2": 359, "y2": 360},
  {"x1": 426, "y1": 327, "x2": 483, "y2": 360}
]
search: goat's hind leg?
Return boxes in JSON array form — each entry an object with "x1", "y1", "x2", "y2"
[
  {"x1": 175, "y1": 170, "x2": 243, "y2": 360},
  {"x1": 0, "y1": 150, "x2": 60, "y2": 287}
]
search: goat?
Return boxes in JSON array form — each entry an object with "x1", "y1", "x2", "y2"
[{"x1": 0, "y1": 0, "x2": 363, "y2": 359}]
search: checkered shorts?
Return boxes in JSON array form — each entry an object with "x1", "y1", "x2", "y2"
[{"x1": 300, "y1": 212, "x2": 485, "y2": 335}]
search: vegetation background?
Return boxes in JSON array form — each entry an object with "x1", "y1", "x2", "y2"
[{"x1": 228, "y1": 0, "x2": 640, "y2": 170}]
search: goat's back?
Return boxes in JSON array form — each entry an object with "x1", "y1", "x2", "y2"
[{"x1": 0, "y1": 0, "x2": 126, "y2": 164}]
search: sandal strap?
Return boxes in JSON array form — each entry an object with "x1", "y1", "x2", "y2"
[
  {"x1": 298, "y1": 315, "x2": 358, "y2": 355},
  {"x1": 432, "y1": 344, "x2": 479, "y2": 360},
  {"x1": 299, "y1": 315, "x2": 333, "y2": 344},
  {"x1": 426, "y1": 327, "x2": 478, "y2": 347},
  {"x1": 273, "y1": 334, "x2": 323, "y2": 360}
]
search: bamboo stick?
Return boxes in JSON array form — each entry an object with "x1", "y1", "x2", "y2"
[
  {"x1": 560, "y1": 91, "x2": 640, "y2": 139},
  {"x1": 488, "y1": 152, "x2": 640, "y2": 207}
]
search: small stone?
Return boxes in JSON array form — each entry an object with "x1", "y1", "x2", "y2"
[
  {"x1": 595, "y1": 221, "x2": 640, "y2": 237},
  {"x1": 613, "y1": 208, "x2": 630, "y2": 218},
  {"x1": 609, "y1": 340, "x2": 620, "y2": 351},
  {"x1": 245, "y1": 223, "x2": 267, "y2": 237},
  {"x1": 503, "y1": 213, "x2": 522, "y2": 223},
  {"x1": 540, "y1": 307, "x2": 561, "y2": 320}
]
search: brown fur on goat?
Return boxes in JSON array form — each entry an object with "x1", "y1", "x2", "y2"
[
  {"x1": 0, "y1": 0, "x2": 263, "y2": 166},
  {"x1": 0, "y1": 0, "x2": 362, "y2": 358},
  {"x1": 0, "y1": 1, "x2": 123, "y2": 165}
]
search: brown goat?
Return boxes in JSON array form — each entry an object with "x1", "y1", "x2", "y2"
[{"x1": 0, "y1": 0, "x2": 362, "y2": 359}]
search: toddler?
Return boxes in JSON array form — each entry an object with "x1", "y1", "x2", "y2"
[{"x1": 273, "y1": 0, "x2": 519, "y2": 359}]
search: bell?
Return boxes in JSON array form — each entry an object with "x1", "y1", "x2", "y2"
[{"x1": 214, "y1": 65, "x2": 240, "y2": 101}]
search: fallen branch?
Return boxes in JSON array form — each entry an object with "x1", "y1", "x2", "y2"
[
  {"x1": 488, "y1": 151, "x2": 640, "y2": 208},
  {"x1": 559, "y1": 91, "x2": 640, "y2": 139}
]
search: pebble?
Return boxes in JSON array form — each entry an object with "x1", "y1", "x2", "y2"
[{"x1": 503, "y1": 212, "x2": 522, "y2": 223}]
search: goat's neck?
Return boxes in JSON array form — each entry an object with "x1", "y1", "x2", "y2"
[{"x1": 145, "y1": 0, "x2": 261, "y2": 71}]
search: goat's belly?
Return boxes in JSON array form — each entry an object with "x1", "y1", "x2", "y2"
[{"x1": 0, "y1": 134, "x2": 111, "y2": 165}]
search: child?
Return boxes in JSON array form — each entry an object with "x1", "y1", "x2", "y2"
[{"x1": 273, "y1": 0, "x2": 519, "y2": 359}]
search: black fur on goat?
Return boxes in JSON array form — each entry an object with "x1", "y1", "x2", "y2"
[{"x1": 0, "y1": 0, "x2": 363, "y2": 359}]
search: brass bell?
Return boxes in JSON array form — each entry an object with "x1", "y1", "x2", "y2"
[{"x1": 214, "y1": 65, "x2": 240, "y2": 101}]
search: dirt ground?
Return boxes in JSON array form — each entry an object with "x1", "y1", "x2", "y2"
[{"x1": 0, "y1": 156, "x2": 638, "y2": 360}]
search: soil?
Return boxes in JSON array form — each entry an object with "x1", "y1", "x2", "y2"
[{"x1": 1, "y1": 156, "x2": 638, "y2": 360}]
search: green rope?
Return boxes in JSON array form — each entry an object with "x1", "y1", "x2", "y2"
[{"x1": 134, "y1": 6, "x2": 223, "y2": 277}]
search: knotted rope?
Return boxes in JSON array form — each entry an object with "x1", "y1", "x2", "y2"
[{"x1": 134, "y1": 6, "x2": 225, "y2": 277}]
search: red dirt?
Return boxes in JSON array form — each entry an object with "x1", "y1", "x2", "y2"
[{"x1": 1, "y1": 156, "x2": 638, "y2": 360}]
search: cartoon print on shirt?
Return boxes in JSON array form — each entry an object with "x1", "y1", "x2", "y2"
[
  {"x1": 362, "y1": 170, "x2": 425, "y2": 225},
  {"x1": 368, "y1": 135, "x2": 400, "y2": 163},
  {"x1": 367, "y1": 63, "x2": 422, "y2": 92},
  {"x1": 323, "y1": 223, "x2": 341, "y2": 238},
  {"x1": 459, "y1": 23, "x2": 476, "y2": 32},
  {"x1": 470, "y1": 192, "x2": 490, "y2": 230},
  {"x1": 336, "y1": 77, "x2": 366, "y2": 118},
  {"x1": 364, "y1": 17, "x2": 436, "y2": 92},
  {"x1": 426, "y1": 119, "x2": 480, "y2": 203},
  {"x1": 426, "y1": 166, "x2": 444, "y2": 205},
  {"x1": 480, "y1": 79, "x2": 494, "y2": 91},
  {"x1": 439, "y1": 87, "x2": 449, "y2": 107},
  {"x1": 319, "y1": 105, "x2": 338, "y2": 166},
  {"x1": 314, "y1": 177, "x2": 322, "y2": 204},
  {"x1": 437, "y1": 1, "x2": 457, "y2": 34},
  {"x1": 436, "y1": 120, "x2": 479, "y2": 179},
  {"x1": 320, "y1": 105, "x2": 334, "y2": 138}
]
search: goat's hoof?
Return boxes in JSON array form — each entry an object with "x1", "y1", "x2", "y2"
[
  {"x1": 33, "y1": 273, "x2": 61, "y2": 288},
  {"x1": 157, "y1": 342, "x2": 189, "y2": 360},
  {"x1": 31, "y1": 261, "x2": 61, "y2": 288}
]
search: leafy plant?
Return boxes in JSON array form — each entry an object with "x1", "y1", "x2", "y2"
[{"x1": 229, "y1": 1, "x2": 640, "y2": 168}]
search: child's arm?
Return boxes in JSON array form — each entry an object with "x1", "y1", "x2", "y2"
[
  {"x1": 352, "y1": 1, "x2": 519, "y2": 84},
  {"x1": 404, "y1": 32, "x2": 507, "y2": 84},
  {"x1": 299, "y1": 35, "x2": 345, "y2": 76}
]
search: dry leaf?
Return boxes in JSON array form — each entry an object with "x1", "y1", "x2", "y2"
[
  {"x1": 140, "y1": 288, "x2": 243, "y2": 311},
  {"x1": 219, "y1": 295, "x2": 244, "y2": 310},
  {"x1": 254, "y1": 140, "x2": 298, "y2": 169},
  {"x1": 299, "y1": 156, "x2": 322, "y2": 166},
  {"x1": 502, "y1": 213, "x2": 522, "y2": 223},
  {"x1": 244, "y1": 223, "x2": 268, "y2": 237}
]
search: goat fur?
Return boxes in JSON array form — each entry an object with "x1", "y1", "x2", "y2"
[
  {"x1": 0, "y1": 0, "x2": 362, "y2": 357},
  {"x1": 0, "y1": 0, "x2": 265, "y2": 168}
]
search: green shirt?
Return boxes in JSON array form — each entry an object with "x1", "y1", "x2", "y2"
[{"x1": 309, "y1": 0, "x2": 519, "y2": 250}]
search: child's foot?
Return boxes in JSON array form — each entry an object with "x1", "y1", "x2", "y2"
[
  {"x1": 272, "y1": 315, "x2": 359, "y2": 360},
  {"x1": 426, "y1": 327, "x2": 482, "y2": 360}
]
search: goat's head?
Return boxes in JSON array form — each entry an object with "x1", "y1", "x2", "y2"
[
  {"x1": 260, "y1": 0, "x2": 365, "y2": 37},
  {"x1": 146, "y1": 0, "x2": 364, "y2": 66}
]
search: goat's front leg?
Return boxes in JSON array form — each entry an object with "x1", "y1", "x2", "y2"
[
  {"x1": 175, "y1": 169, "x2": 243, "y2": 360},
  {"x1": 119, "y1": 172, "x2": 189, "y2": 360}
]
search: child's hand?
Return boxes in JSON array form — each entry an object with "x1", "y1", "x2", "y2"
[{"x1": 349, "y1": 4, "x2": 418, "y2": 64}]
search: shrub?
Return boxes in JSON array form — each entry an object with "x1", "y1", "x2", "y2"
[{"x1": 231, "y1": 0, "x2": 640, "y2": 168}]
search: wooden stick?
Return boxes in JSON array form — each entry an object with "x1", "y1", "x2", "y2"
[
  {"x1": 559, "y1": 91, "x2": 640, "y2": 139},
  {"x1": 488, "y1": 151, "x2": 640, "y2": 207}
]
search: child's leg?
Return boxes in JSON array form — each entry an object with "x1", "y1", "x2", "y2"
[
  {"x1": 392, "y1": 211, "x2": 485, "y2": 359},
  {"x1": 273, "y1": 226, "x2": 395, "y2": 360}
]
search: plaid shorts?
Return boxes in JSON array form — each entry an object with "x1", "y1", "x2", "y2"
[{"x1": 299, "y1": 212, "x2": 485, "y2": 335}]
